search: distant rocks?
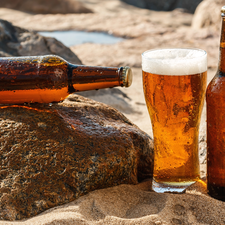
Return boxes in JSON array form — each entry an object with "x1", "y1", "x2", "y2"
[
  {"x1": 0, "y1": 95, "x2": 153, "y2": 220},
  {"x1": 0, "y1": 19, "x2": 82, "y2": 64},
  {"x1": 0, "y1": 0, "x2": 92, "y2": 14},
  {"x1": 192, "y1": 0, "x2": 224, "y2": 31},
  {"x1": 121, "y1": 0, "x2": 203, "y2": 13}
]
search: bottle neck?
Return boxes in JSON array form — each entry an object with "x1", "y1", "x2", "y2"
[
  {"x1": 68, "y1": 64, "x2": 124, "y2": 92},
  {"x1": 219, "y1": 16, "x2": 225, "y2": 74}
]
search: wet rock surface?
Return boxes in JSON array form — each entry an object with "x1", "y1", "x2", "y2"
[
  {"x1": 0, "y1": 19, "x2": 82, "y2": 64},
  {"x1": 0, "y1": 95, "x2": 153, "y2": 220}
]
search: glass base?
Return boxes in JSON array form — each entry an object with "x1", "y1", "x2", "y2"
[{"x1": 152, "y1": 179, "x2": 196, "y2": 193}]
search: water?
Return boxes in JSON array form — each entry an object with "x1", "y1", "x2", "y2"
[{"x1": 39, "y1": 30, "x2": 124, "y2": 47}]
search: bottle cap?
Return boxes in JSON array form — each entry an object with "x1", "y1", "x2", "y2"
[
  {"x1": 222, "y1": 6, "x2": 225, "y2": 14},
  {"x1": 122, "y1": 66, "x2": 133, "y2": 87}
]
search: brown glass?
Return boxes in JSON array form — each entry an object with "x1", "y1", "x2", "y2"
[
  {"x1": 0, "y1": 55, "x2": 124, "y2": 104},
  {"x1": 207, "y1": 15, "x2": 225, "y2": 201}
]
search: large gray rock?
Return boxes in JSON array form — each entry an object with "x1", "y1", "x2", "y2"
[
  {"x1": 0, "y1": 0, "x2": 92, "y2": 14},
  {"x1": 0, "y1": 95, "x2": 153, "y2": 220},
  {"x1": 121, "y1": 0, "x2": 203, "y2": 13},
  {"x1": 0, "y1": 19, "x2": 82, "y2": 64}
]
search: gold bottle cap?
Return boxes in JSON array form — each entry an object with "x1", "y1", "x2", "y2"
[
  {"x1": 222, "y1": 6, "x2": 225, "y2": 14},
  {"x1": 122, "y1": 66, "x2": 133, "y2": 87}
]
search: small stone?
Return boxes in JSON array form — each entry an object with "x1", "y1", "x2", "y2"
[
  {"x1": 171, "y1": 218, "x2": 183, "y2": 225},
  {"x1": 173, "y1": 204, "x2": 186, "y2": 216},
  {"x1": 155, "y1": 221, "x2": 162, "y2": 225}
]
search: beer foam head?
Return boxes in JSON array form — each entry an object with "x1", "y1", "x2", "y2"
[{"x1": 142, "y1": 48, "x2": 207, "y2": 75}]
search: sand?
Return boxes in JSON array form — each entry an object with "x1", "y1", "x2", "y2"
[{"x1": 1, "y1": 177, "x2": 224, "y2": 225}]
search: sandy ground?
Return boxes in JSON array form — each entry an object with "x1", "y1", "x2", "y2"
[
  {"x1": 0, "y1": 0, "x2": 223, "y2": 224},
  {"x1": 1, "y1": 178, "x2": 225, "y2": 225}
]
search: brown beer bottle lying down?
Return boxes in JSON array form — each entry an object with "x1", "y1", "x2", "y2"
[
  {"x1": 207, "y1": 6, "x2": 225, "y2": 201},
  {"x1": 0, "y1": 55, "x2": 132, "y2": 104}
]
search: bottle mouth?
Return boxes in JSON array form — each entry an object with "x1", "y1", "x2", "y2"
[
  {"x1": 122, "y1": 66, "x2": 133, "y2": 87},
  {"x1": 222, "y1": 6, "x2": 225, "y2": 15}
]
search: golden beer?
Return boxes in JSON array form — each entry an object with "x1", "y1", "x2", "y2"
[{"x1": 142, "y1": 49, "x2": 207, "y2": 193}]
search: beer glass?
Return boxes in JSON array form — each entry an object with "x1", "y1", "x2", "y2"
[{"x1": 142, "y1": 48, "x2": 207, "y2": 193}]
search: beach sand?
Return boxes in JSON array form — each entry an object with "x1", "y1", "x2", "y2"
[{"x1": 1, "y1": 175, "x2": 225, "y2": 225}]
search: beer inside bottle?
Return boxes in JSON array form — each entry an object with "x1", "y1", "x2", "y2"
[
  {"x1": 207, "y1": 6, "x2": 225, "y2": 201},
  {"x1": 142, "y1": 48, "x2": 207, "y2": 193},
  {"x1": 0, "y1": 55, "x2": 132, "y2": 104}
]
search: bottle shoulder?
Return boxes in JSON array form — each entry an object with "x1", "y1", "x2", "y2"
[{"x1": 207, "y1": 71, "x2": 225, "y2": 96}]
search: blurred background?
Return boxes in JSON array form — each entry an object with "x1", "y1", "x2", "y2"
[{"x1": 0, "y1": 0, "x2": 223, "y2": 137}]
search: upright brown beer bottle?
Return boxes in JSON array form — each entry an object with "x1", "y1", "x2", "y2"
[
  {"x1": 0, "y1": 55, "x2": 132, "y2": 104},
  {"x1": 207, "y1": 6, "x2": 225, "y2": 201}
]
